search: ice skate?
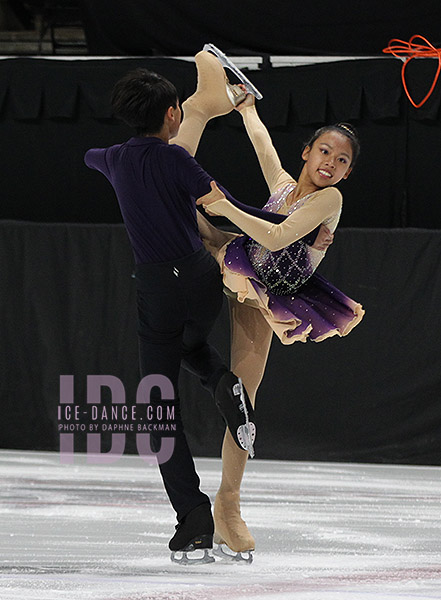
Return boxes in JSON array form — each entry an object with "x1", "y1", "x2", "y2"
[
  {"x1": 203, "y1": 43, "x2": 263, "y2": 101},
  {"x1": 169, "y1": 503, "x2": 215, "y2": 565},
  {"x1": 181, "y1": 49, "x2": 238, "y2": 122},
  {"x1": 214, "y1": 372, "x2": 256, "y2": 457},
  {"x1": 173, "y1": 49, "x2": 244, "y2": 155},
  {"x1": 213, "y1": 492, "x2": 254, "y2": 563}
]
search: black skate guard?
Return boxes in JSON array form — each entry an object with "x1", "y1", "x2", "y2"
[{"x1": 215, "y1": 371, "x2": 256, "y2": 457}]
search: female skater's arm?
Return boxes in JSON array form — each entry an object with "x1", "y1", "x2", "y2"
[
  {"x1": 197, "y1": 181, "x2": 341, "y2": 252},
  {"x1": 196, "y1": 210, "x2": 238, "y2": 249},
  {"x1": 236, "y1": 96, "x2": 294, "y2": 194},
  {"x1": 172, "y1": 143, "x2": 289, "y2": 225}
]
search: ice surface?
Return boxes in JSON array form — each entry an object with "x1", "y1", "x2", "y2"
[{"x1": 1, "y1": 450, "x2": 441, "y2": 599}]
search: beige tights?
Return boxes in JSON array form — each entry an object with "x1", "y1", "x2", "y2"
[
  {"x1": 214, "y1": 299, "x2": 273, "y2": 551},
  {"x1": 173, "y1": 52, "x2": 271, "y2": 552},
  {"x1": 172, "y1": 50, "x2": 236, "y2": 157}
]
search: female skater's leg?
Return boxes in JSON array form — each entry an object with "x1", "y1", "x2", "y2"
[
  {"x1": 173, "y1": 51, "x2": 238, "y2": 156},
  {"x1": 214, "y1": 298, "x2": 273, "y2": 553}
]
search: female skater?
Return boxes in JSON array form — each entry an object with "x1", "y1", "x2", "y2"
[{"x1": 173, "y1": 49, "x2": 364, "y2": 561}]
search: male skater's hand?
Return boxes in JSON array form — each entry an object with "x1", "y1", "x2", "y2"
[
  {"x1": 196, "y1": 181, "x2": 227, "y2": 216},
  {"x1": 312, "y1": 225, "x2": 334, "y2": 251}
]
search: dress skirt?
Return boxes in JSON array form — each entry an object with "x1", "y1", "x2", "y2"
[{"x1": 218, "y1": 235, "x2": 365, "y2": 345}]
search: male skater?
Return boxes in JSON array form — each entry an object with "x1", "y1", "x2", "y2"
[{"x1": 84, "y1": 63, "x2": 255, "y2": 564}]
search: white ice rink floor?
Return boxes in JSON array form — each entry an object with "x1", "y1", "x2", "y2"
[{"x1": 1, "y1": 449, "x2": 441, "y2": 600}]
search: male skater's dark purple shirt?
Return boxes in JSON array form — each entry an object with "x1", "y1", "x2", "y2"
[
  {"x1": 85, "y1": 135, "x2": 288, "y2": 264},
  {"x1": 85, "y1": 136, "x2": 228, "y2": 264}
]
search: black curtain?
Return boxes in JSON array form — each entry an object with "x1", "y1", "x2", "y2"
[
  {"x1": 79, "y1": 1, "x2": 441, "y2": 56},
  {"x1": 1, "y1": 57, "x2": 441, "y2": 227},
  {"x1": 2, "y1": 222, "x2": 441, "y2": 464},
  {"x1": 2, "y1": 57, "x2": 441, "y2": 464}
]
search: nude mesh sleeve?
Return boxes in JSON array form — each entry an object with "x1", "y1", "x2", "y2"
[
  {"x1": 205, "y1": 187, "x2": 342, "y2": 252},
  {"x1": 241, "y1": 106, "x2": 295, "y2": 194}
]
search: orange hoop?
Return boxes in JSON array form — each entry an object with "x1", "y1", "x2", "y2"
[{"x1": 383, "y1": 35, "x2": 441, "y2": 108}]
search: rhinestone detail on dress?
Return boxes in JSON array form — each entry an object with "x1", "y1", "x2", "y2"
[{"x1": 244, "y1": 184, "x2": 316, "y2": 296}]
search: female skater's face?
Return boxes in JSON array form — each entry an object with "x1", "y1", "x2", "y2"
[{"x1": 302, "y1": 131, "x2": 353, "y2": 188}]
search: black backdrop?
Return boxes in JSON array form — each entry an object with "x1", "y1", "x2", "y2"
[
  {"x1": 2, "y1": 222, "x2": 441, "y2": 464},
  {"x1": 1, "y1": 56, "x2": 441, "y2": 464},
  {"x1": 2, "y1": 56, "x2": 441, "y2": 227},
  {"x1": 79, "y1": 0, "x2": 441, "y2": 56}
]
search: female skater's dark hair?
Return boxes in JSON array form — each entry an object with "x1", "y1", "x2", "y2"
[
  {"x1": 304, "y1": 122, "x2": 360, "y2": 166},
  {"x1": 111, "y1": 68, "x2": 178, "y2": 136}
]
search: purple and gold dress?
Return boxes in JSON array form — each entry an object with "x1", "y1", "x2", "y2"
[{"x1": 217, "y1": 183, "x2": 364, "y2": 344}]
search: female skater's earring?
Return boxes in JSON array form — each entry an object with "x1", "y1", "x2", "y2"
[{"x1": 203, "y1": 43, "x2": 263, "y2": 103}]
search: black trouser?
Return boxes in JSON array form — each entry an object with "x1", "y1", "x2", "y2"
[{"x1": 135, "y1": 247, "x2": 227, "y2": 522}]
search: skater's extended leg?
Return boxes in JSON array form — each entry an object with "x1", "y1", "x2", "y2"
[
  {"x1": 180, "y1": 256, "x2": 256, "y2": 455},
  {"x1": 214, "y1": 299, "x2": 273, "y2": 555},
  {"x1": 173, "y1": 51, "x2": 234, "y2": 156},
  {"x1": 180, "y1": 255, "x2": 227, "y2": 395},
  {"x1": 173, "y1": 50, "x2": 244, "y2": 156}
]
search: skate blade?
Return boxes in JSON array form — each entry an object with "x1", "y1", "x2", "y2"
[
  {"x1": 203, "y1": 43, "x2": 263, "y2": 100},
  {"x1": 213, "y1": 543, "x2": 254, "y2": 564},
  {"x1": 170, "y1": 548, "x2": 215, "y2": 565},
  {"x1": 237, "y1": 422, "x2": 256, "y2": 458},
  {"x1": 236, "y1": 377, "x2": 256, "y2": 458}
]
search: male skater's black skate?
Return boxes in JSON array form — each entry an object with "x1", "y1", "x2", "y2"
[
  {"x1": 169, "y1": 503, "x2": 215, "y2": 565},
  {"x1": 215, "y1": 372, "x2": 256, "y2": 458}
]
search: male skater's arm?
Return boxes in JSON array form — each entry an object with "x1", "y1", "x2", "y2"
[
  {"x1": 171, "y1": 144, "x2": 287, "y2": 225},
  {"x1": 197, "y1": 181, "x2": 341, "y2": 252},
  {"x1": 84, "y1": 147, "x2": 112, "y2": 181}
]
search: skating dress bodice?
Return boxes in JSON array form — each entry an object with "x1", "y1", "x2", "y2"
[{"x1": 244, "y1": 184, "x2": 336, "y2": 296}]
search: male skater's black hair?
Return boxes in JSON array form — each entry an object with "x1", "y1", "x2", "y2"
[{"x1": 111, "y1": 68, "x2": 178, "y2": 136}]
